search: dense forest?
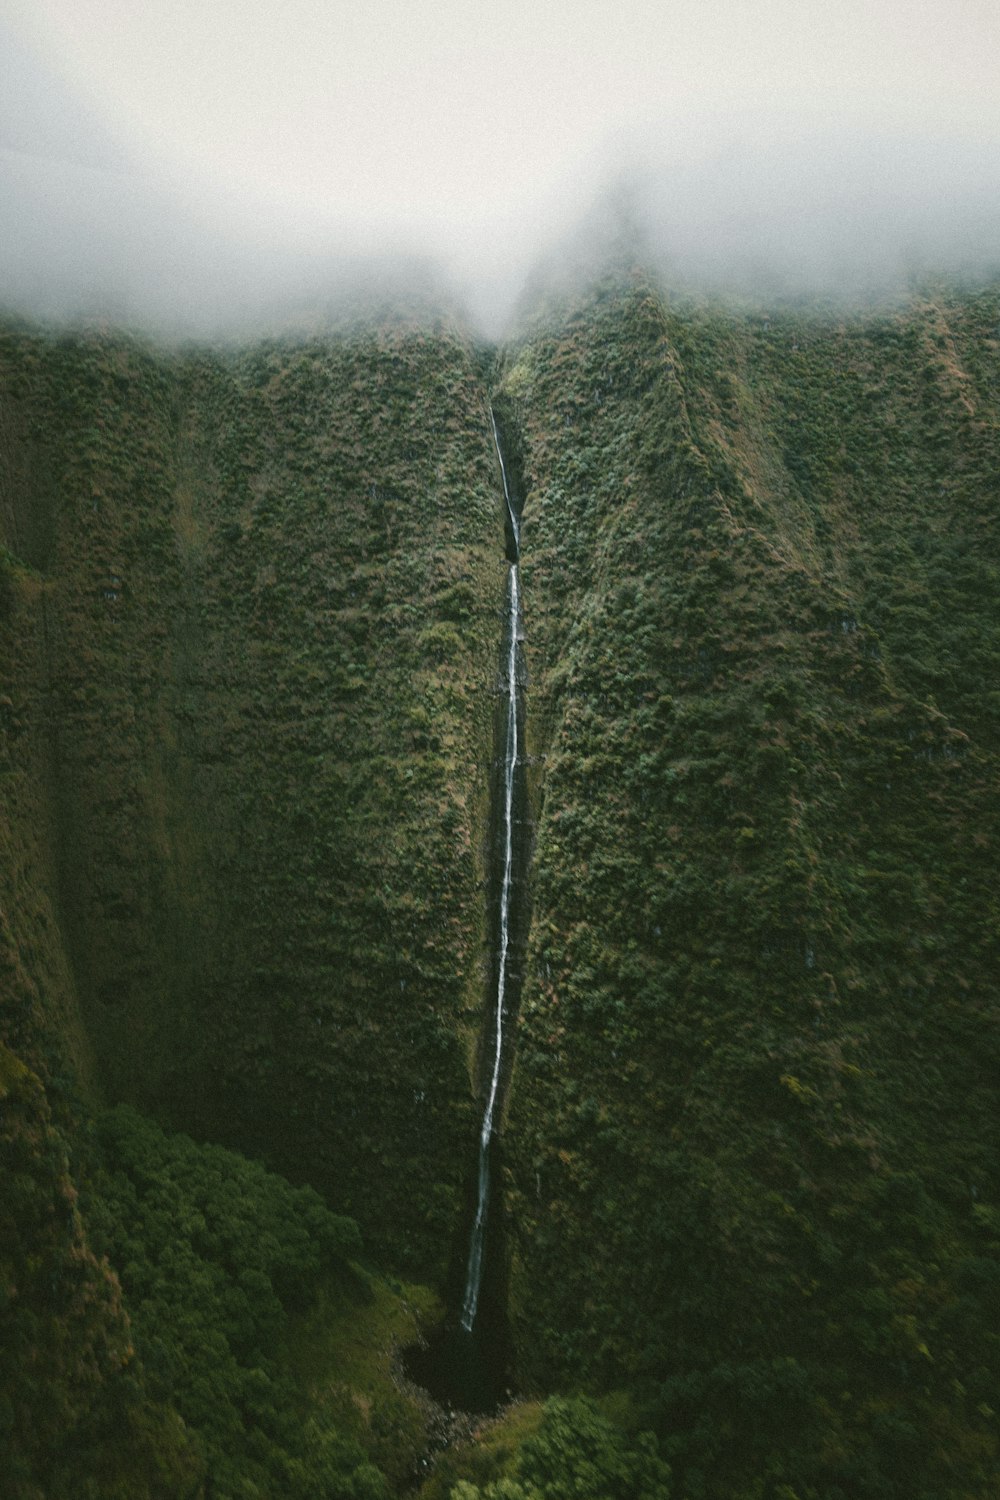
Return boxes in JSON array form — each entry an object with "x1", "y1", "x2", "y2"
[{"x1": 1, "y1": 266, "x2": 998, "y2": 1498}]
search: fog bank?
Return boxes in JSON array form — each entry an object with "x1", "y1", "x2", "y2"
[{"x1": 2, "y1": 5, "x2": 999, "y2": 337}]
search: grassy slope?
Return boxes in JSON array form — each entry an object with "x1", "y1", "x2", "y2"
[{"x1": 500, "y1": 275, "x2": 1000, "y2": 1497}]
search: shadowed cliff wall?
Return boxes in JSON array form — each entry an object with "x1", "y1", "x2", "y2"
[{"x1": 0, "y1": 316, "x2": 505, "y2": 1275}]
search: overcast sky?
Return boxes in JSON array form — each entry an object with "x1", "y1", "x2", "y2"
[{"x1": 2, "y1": 0, "x2": 999, "y2": 332}]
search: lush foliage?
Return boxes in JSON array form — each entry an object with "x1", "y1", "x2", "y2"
[
  {"x1": 0, "y1": 314, "x2": 503, "y2": 1274},
  {"x1": 0, "y1": 1053, "x2": 203, "y2": 1498},
  {"x1": 448, "y1": 1396, "x2": 671, "y2": 1500},
  {"x1": 2, "y1": 276, "x2": 999, "y2": 1497},
  {"x1": 85, "y1": 1103, "x2": 386, "y2": 1497},
  {"x1": 500, "y1": 274, "x2": 1000, "y2": 1497}
]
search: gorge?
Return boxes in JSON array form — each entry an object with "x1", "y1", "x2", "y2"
[
  {"x1": 1, "y1": 268, "x2": 999, "y2": 1500},
  {"x1": 403, "y1": 406, "x2": 527, "y2": 1414},
  {"x1": 460, "y1": 409, "x2": 524, "y2": 1340}
]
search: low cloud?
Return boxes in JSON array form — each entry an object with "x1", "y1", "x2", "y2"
[{"x1": 2, "y1": 15, "x2": 999, "y2": 340}]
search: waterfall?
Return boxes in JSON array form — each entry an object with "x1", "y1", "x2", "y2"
[
  {"x1": 403, "y1": 406, "x2": 526, "y2": 1407},
  {"x1": 460, "y1": 412, "x2": 522, "y2": 1333},
  {"x1": 494, "y1": 408, "x2": 520, "y2": 553}
]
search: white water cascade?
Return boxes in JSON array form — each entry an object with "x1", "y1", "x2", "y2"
[{"x1": 460, "y1": 413, "x2": 522, "y2": 1332}]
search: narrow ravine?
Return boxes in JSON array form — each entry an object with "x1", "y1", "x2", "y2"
[
  {"x1": 404, "y1": 402, "x2": 528, "y2": 1413},
  {"x1": 460, "y1": 413, "x2": 523, "y2": 1331}
]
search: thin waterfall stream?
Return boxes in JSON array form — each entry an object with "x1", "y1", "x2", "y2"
[
  {"x1": 403, "y1": 404, "x2": 527, "y2": 1413},
  {"x1": 460, "y1": 414, "x2": 522, "y2": 1332}
]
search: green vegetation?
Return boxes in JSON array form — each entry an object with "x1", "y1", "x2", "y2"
[
  {"x1": 1, "y1": 1086, "x2": 437, "y2": 1498},
  {"x1": 0, "y1": 1046, "x2": 189, "y2": 1500},
  {"x1": 0, "y1": 313, "x2": 504, "y2": 1274},
  {"x1": 83, "y1": 1104, "x2": 431, "y2": 1500},
  {"x1": 500, "y1": 273, "x2": 1000, "y2": 1497},
  {"x1": 446, "y1": 1396, "x2": 671, "y2": 1500},
  {"x1": 0, "y1": 310, "x2": 500, "y2": 1495},
  {"x1": 1, "y1": 273, "x2": 999, "y2": 1496},
  {"x1": 88, "y1": 1104, "x2": 383, "y2": 1497}
]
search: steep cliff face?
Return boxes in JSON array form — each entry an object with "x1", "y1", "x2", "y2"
[
  {"x1": 500, "y1": 276, "x2": 1000, "y2": 1493},
  {"x1": 0, "y1": 317, "x2": 504, "y2": 1277},
  {"x1": 1, "y1": 276, "x2": 999, "y2": 1497},
  {"x1": 141, "y1": 327, "x2": 503, "y2": 1268}
]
